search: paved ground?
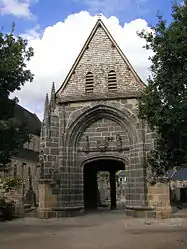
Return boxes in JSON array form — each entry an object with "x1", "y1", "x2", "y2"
[{"x1": 0, "y1": 210, "x2": 187, "y2": 249}]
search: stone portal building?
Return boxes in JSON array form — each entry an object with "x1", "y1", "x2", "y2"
[{"x1": 38, "y1": 19, "x2": 171, "y2": 218}]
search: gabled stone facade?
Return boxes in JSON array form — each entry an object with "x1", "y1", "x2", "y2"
[
  {"x1": 38, "y1": 18, "x2": 161, "y2": 218},
  {"x1": 57, "y1": 20, "x2": 144, "y2": 100}
]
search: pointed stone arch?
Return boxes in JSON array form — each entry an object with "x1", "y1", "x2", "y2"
[
  {"x1": 65, "y1": 104, "x2": 138, "y2": 149},
  {"x1": 62, "y1": 104, "x2": 144, "y2": 210}
]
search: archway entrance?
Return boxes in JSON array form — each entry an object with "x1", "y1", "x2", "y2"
[{"x1": 83, "y1": 159, "x2": 125, "y2": 211}]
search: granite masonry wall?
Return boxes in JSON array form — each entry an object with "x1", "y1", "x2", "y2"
[{"x1": 38, "y1": 20, "x2": 157, "y2": 218}]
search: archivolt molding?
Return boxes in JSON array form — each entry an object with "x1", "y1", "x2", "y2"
[
  {"x1": 66, "y1": 101, "x2": 138, "y2": 130},
  {"x1": 65, "y1": 104, "x2": 139, "y2": 149}
]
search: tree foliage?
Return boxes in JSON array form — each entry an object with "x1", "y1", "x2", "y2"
[
  {"x1": 138, "y1": 1, "x2": 187, "y2": 175},
  {"x1": 0, "y1": 24, "x2": 34, "y2": 170}
]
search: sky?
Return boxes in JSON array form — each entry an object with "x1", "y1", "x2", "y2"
[{"x1": 0, "y1": 0, "x2": 183, "y2": 119}]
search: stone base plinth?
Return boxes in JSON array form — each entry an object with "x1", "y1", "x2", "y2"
[
  {"x1": 125, "y1": 206, "x2": 156, "y2": 218},
  {"x1": 37, "y1": 180, "x2": 57, "y2": 219},
  {"x1": 155, "y1": 207, "x2": 172, "y2": 219},
  {"x1": 148, "y1": 182, "x2": 172, "y2": 219},
  {"x1": 37, "y1": 209, "x2": 54, "y2": 219},
  {"x1": 125, "y1": 206, "x2": 172, "y2": 219},
  {"x1": 125, "y1": 182, "x2": 172, "y2": 219},
  {"x1": 38, "y1": 206, "x2": 84, "y2": 218}
]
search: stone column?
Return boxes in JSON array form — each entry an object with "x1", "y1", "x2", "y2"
[{"x1": 110, "y1": 171, "x2": 116, "y2": 210}]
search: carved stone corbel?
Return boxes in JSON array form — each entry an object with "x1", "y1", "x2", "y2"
[
  {"x1": 116, "y1": 134, "x2": 123, "y2": 151},
  {"x1": 97, "y1": 137, "x2": 110, "y2": 152}
]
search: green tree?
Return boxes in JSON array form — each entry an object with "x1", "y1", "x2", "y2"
[
  {"x1": 138, "y1": 1, "x2": 187, "y2": 175},
  {"x1": 0, "y1": 24, "x2": 34, "y2": 170}
]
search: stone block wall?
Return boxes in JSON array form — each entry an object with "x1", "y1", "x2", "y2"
[
  {"x1": 40, "y1": 110, "x2": 60, "y2": 180},
  {"x1": 55, "y1": 98, "x2": 151, "y2": 210},
  {"x1": 39, "y1": 96, "x2": 156, "y2": 217}
]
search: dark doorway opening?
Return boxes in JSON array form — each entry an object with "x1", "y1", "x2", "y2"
[{"x1": 83, "y1": 159, "x2": 125, "y2": 211}]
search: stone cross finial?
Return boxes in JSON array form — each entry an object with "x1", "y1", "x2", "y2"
[{"x1": 97, "y1": 13, "x2": 102, "y2": 19}]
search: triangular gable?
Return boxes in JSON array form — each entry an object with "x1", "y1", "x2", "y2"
[{"x1": 56, "y1": 18, "x2": 145, "y2": 96}]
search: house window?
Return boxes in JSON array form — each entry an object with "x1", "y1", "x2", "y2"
[
  {"x1": 28, "y1": 142, "x2": 32, "y2": 150},
  {"x1": 108, "y1": 70, "x2": 117, "y2": 91},
  {"x1": 85, "y1": 72, "x2": 94, "y2": 94}
]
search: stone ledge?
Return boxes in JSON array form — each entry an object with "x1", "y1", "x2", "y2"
[
  {"x1": 57, "y1": 92, "x2": 139, "y2": 104},
  {"x1": 125, "y1": 205, "x2": 155, "y2": 211},
  {"x1": 38, "y1": 206, "x2": 84, "y2": 218},
  {"x1": 126, "y1": 209, "x2": 157, "y2": 218},
  {"x1": 125, "y1": 205, "x2": 156, "y2": 218},
  {"x1": 125, "y1": 205, "x2": 173, "y2": 219},
  {"x1": 38, "y1": 179, "x2": 52, "y2": 184},
  {"x1": 37, "y1": 209, "x2": 54, "y2": 219},
  {"x1": 52, "y1": 206, "x2": 84, "y2": 211}
]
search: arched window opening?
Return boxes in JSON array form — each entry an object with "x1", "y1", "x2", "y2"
[
  {"x1": 108, "y1": 70, "x2": 117, "y2": 91},
  {"x1": 85, "y1": 72, "x2": 94, "y2": 94}
]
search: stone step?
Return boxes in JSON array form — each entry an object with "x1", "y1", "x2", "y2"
[
  {"x1": 24, "y1": 207, "x2": 37, "y2": 217},
  {"x1": 173, "y1": 208, "x2": 187, "y2": 218}
]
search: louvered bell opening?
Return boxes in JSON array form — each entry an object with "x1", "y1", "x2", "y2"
[
  {"x1": 108, "y1": 71, "x2": 117, "y2": 91},
  {"x1": 85, "y1": 73, "x2": 94, "y2": 94}
]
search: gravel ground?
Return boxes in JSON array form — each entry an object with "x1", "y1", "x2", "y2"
[{"x1": 0, "y1": 210, "x2": 187, "y2": 249}]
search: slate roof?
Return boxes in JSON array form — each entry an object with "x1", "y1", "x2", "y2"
[
  {"x1": 116, "y1": 170, "x2": 126, "y2": 177},
  {"x1": 167, "y1": 170, "x2": 176, "y2": 179},
  {"x1": 14, "y1": 104, "x2": 41, "y2": 136},
  {"x1": 171, "y1": 168, "x2": 187, "y2": 181},
  {"x1": 117, "y1": 168, "x2": 187, "y2": 181}
]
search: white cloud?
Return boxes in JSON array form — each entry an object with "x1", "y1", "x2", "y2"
[
  {"x1": 0, "y1": 0, "x2": 36, "y2": 18},
  {"x1": 14, "y1": 11, "x2": 153, "y2": 119}
]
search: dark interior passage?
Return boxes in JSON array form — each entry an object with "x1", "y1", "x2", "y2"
[{"x1": 84, "y1": 159, "x2": 125, "y2": 211}]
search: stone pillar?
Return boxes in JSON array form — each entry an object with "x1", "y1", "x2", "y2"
[
  {"x1": 148, "y1": 182, "x2": 172, "y2": 219},
  {"x1": 37, "y1": 180, "x2": 57, "y2": 218},
  {"x1": 110, "y1": 171, "x2": 116, "y2": 210}
]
